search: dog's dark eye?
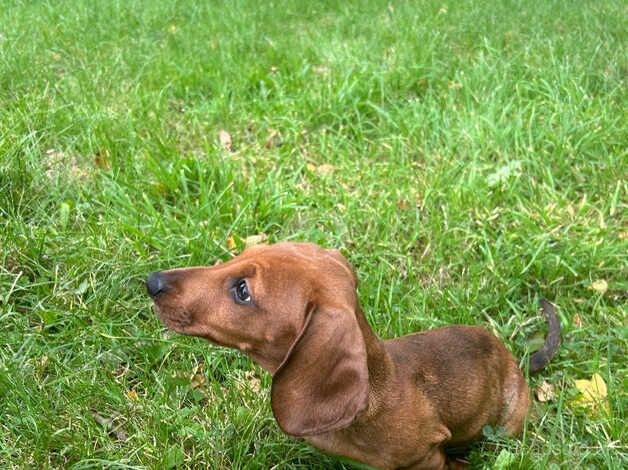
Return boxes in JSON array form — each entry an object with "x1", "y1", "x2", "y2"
[{"x1": 232, "y1": 279, "x2": 252, "y2": 305}]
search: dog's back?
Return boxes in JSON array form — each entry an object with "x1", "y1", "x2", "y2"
[{"x1": 384, "y1": 326, "x2": 530, "y2": 444}]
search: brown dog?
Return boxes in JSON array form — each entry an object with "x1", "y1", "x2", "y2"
[{"x1": 146, "y1": 242, "x2": 560, "y2": 469}]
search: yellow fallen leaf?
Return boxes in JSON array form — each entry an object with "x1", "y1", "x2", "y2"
[
  {"x1": 589, "y1": 279, "x2": 608, "y2": 294},
  {"x1": 573, "y1": 373, "x2": 608, "y2": 411},
  {"x1": 226, "y1": 236, "x2": 237, "y2": 250},
  {"x1": 306, "y1": 162, "x2": 335, "y2": 176},
  {"x1": 126, "y1": 389, "x2": 138, "y2": 400},
  {"x1": 245, "y1": 233, "x2": 268, "y2": 247}
]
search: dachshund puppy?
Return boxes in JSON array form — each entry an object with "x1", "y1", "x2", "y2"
[{"x1": 146, "y1": 242, "x2": 560, "y2": 470}]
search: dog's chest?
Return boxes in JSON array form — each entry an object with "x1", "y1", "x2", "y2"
[
  {"x1": 304, "y1": 427, "x2": 392, "y2": 469},
  {"x1": 303, "y1": 405, "x2": 433, "y2": 470}
]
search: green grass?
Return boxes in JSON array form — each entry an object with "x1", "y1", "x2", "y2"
[{"x1": 1, "y1": 0, "x2": 626, "y2": 468}]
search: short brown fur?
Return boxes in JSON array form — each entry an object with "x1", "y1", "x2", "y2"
[{"x1": 148, "y1": 242, "x2": 559, "y2": 470}]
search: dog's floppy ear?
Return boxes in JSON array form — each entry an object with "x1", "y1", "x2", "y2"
[{"x1": 270, "y1": 303, "x2": 369, "y2": 436}]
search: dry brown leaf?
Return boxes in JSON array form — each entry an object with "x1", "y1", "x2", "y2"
[
  {"x1": 573, "y1": 314, "x2": 583, "y2": 328},
  {"x1": 566, "y1": 204, "x2": 575, "y2": 218},
  {"x1": 314, "y1": 163, "x2": 335, "y2": 176},
  {"x1": 152, "y1": 182, "x2": 166, "y2": 194},
  {"x1": 94, "y1": 150, "x2": 111, "y2": 169},
  {"x1": 534, "y1": 380, "x2": 557, "y2": 402},
  {"x1": 244, "y1": 370, "x2": 261, "y2": 393},
  {"x1": 397, "y1": 199, "x2": 410, "y2": 210},
  {"x1": 191, "y1": 372, "x2": 206, "y2": 388},
  {"x1": 589, "y1": 279, "x2": 608, "y2": 294},
  {"x1": 39, "y1": 355, "x2": 49, "y2": 373},
  {"x1": 91, "y1": 409, "x2": 129, "y2": 442},
  {"x1": 264, "y1": 128, "x2": 283, "y2": 149},
  {"x1": 191, "y1": 370, "x2": 209, "y2": 400},
  {"x1": 44, "y1": 149, "x2": 88, "y2": 179},
  {"x1": 218, "y1": 130, "x2": 232, "y2": 151},
  {"x1": 245, "y1": 233, "x2": 268, "y2": 247},
  {"x1": 313, "y1": 65, "x2": 329, "y2": 74}
]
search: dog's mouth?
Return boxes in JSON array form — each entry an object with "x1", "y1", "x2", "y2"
[
  {"x1": 152, "y1": 302, "x2": 239, "y2": 351},
  {"x1": 152, "y1": 303, "x2": 194, "y2": 333}
]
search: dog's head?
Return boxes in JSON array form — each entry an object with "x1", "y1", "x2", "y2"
[{"x1": 146, "y1": 242, "x2": 368, "y2": 436}]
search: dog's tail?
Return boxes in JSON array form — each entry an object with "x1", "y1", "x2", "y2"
[{"x1": 528, "y1": 299, "x2": 562, "y2": 373}]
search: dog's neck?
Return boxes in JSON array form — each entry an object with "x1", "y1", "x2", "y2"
[{"x1": 354, "y1": 306, "x2": 395, "y2": 414}]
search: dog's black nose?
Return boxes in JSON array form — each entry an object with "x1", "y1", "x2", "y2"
[{"x1": 146, "y1": 271, "x2": 169, "y2": 298}]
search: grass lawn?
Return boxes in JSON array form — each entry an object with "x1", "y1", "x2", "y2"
[{"x1": 1, "y1": 0, "x2": 626, "y2": 468}]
